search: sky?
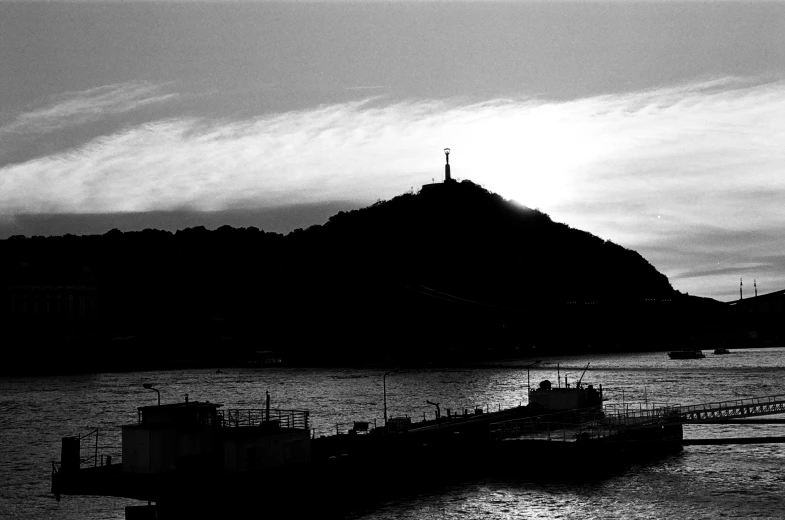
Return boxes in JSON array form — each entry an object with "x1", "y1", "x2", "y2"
[{"x1": 1, "y1": 1, "x2": 784, "y2": 302}]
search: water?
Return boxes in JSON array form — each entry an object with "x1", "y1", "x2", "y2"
[{"x1": 2, "y1": 348, "x2": 785, "y2": 519}]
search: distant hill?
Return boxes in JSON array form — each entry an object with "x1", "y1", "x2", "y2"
[
  {"x1": 309, "y1": 179, "x2": 674, "y2": 304},
  {"x1": 0, "y1": 180, "x2": 736, "y2": 373}
]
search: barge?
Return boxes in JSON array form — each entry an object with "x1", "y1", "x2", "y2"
[
  {"x1": 51, "y1": 375, "x2": 683, "y2": 519},
  {"x1": 51, "y1": 391, "x2": 541, "y2": 518}
]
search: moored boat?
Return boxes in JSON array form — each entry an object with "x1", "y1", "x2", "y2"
[{"x1": 714, "y1": 348, "x2": 731, "y2": 355}]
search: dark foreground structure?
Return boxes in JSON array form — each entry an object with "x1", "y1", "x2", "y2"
[
  {"x1": 54, "y1": 380, "x2": 785, "y2": 519},
  {"x1": 52, "y1": 395, "x2": 551, "y2": 519}
]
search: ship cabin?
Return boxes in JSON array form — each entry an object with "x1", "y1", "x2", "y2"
[
  {"x1": 528, "y1": 379, "x2": 603, "y2": 411},
  {"x1": 122, "y1": 401, "x2": 222, "y2": 475},
  {"x1": 121, "y1": 400, "x2": 311, "y2": 476}
]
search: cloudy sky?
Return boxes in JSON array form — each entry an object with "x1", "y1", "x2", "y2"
[{"x1": 1, "y1": 1, "x2": 784, "y2": 301}]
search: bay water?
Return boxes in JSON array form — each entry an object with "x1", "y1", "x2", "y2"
[{"x1": 2, "y1": 348, "x2": 784, "y2": 519}]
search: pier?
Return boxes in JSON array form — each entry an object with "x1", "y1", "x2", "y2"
[
  {"x1": 50, "y1": 392, "x2": 785, "y2": 518},
  {"x1": 491, "y1": 394, "x2": 785, "y2": 446}
]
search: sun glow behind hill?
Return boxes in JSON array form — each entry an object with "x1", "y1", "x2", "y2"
[{"x1": 1, "y1": 78, "x2": 785, "y2": 300}]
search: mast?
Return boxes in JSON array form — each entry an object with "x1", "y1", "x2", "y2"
[{"x1": 577, "y1": 362, "x2": 590, "y2": 386}]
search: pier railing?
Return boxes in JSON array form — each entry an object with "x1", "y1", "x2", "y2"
[
  {"x1": 600, "y1": 394, "x2": 785, "y2": 429},
  {"x1": 490, "y1": 416, "x2": 614, "y2": 442},
  {"x1": 220, "y1": 408, "x2": 309, "y2": 430},
  {"x1": 64, "y1": 428, "x2": 122, "y2": 470},
  {"x1": 675, "y1": 395, "x2": 785, "y2": 421},
  {"x1": 491, "y1": 394, "x2": 785, "y2": 442},
  {"x1": 490, "y1": 402, "x2": 683, "y2": 442},
  {"x1": 601, "y1": 405, "x2": 682, "y2": 429}
]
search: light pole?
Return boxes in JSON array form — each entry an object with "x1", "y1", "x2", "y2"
[
  {"x1": 383, "y1": 369, "x2": 400, "y2": 427},
  {"x1": 143, "y1": 383, "x2": 160, "y2": 406},
  {"x1": 525, "y1": 360, "x2": 541, "y2": 392}
]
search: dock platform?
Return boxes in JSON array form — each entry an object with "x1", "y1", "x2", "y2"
[{"x1": 490, "y1": 394, "x2": 785, "y2": 446}]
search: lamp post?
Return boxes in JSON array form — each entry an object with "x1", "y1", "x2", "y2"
[
  {"x1": 143, "y1": 383, "x2": 160, "y2": 406},
  {"x1": 383, "y1": 369, "x2": 400, "y2": 427},
  {"x1": 525, "y1": 360, "x2": 541, "y2": 393}
]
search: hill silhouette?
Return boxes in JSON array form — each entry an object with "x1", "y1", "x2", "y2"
[
  {"x1": 314, "y1": 180, "x2": 673, "y2": 304},
  {"x1": 0, "y1": 180, "x2": 731, "y2": 373}
]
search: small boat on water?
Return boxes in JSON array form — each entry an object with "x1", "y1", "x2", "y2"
[
  {"x1": 668, "y1": 349, "x2": 706, "y2": 359},
  {"x1": 713, "y1": 348, "x2": 731, "y2": 355}
]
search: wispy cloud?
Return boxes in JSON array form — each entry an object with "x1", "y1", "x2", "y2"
[
  {"x1": 532, "y1": 78, "x2": 785, "y2": 299},
  {"x1": 1, "y1": 77, "x2": 783, "y2": 299},
  {"x1": 0, "y1": 82, "x2": 177, "y2": 136}
]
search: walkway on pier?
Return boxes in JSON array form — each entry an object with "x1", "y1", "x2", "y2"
[
  {"x1": 491, "y1": 394, "x2": 785, "y2": 443},
  {"x1": 605, "y1": 394, "x2": 785, "y2": 429}
]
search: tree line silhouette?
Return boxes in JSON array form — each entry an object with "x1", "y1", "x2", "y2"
[{"x1": 0, "y1": 180, "x2": 738, "y2": 374}]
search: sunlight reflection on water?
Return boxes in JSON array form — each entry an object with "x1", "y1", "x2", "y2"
[{"x1": 1, "y1": 348, "x2": 784, "y2": 519}]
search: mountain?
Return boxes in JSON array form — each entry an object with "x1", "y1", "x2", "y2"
[
  {"x1": 281, "y1": 179, "x2": 682, "y2": 361},
  {"x1": 0, "y1": 180, "x2": 724, "y2": 373},
  {"x1": 312, "y1": 179, "x2": 674, "y2": 304}
]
